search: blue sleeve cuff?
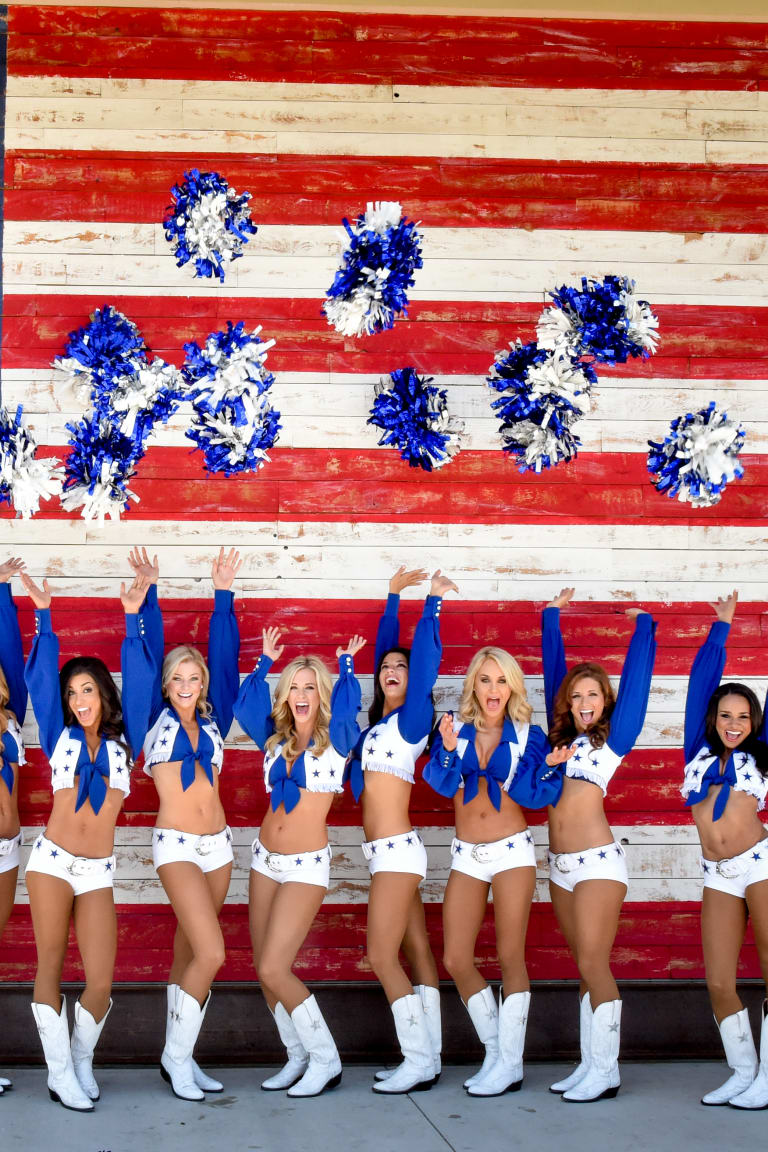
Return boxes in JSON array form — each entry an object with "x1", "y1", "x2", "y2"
[
  {"x1": 425, "y1": 594, "x2": 442, "y2": 618},
  {"x1": 214, "y1": 588, "x2": 234, "y2": 612},
  {"x1": 124, "y1": 613, "x2": 143, "y2": 638},
  {"x1": 338, "y1": 653, "x2": 354, "y2": 674},
  {"x1": 34, "y1": 608, "x2": 52, "y2": 635},
  {"x1": 256, "y1": 654, "x2": 274, "y2": 675},
  {"x1": 385, "y1": 592, "x2": 400, "y2": 615}
]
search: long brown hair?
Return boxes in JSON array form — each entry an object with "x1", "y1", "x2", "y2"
[
  {"x1": 549, "y1": 662, "x2": 615, "y2": 750},
  {"x1": 59, "y1": 656, "x2": 131, "y2": 758},
  {"x1": 0, "y1": 664, "x2": 13, "y2": 736}
]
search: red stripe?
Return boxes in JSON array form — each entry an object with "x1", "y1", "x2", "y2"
[
  {"x1": 8, "y1": 9, "x2": 767, "y2": 89},
  {"x1": 7, "y1": 152, "x2": 768, "y2": 235}
]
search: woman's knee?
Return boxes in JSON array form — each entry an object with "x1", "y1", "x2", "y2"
[
  {"x1": 442, "y1": 942, "x2": 476, "y2": 982},
  {"x1": 367, "y1": 939, "x2": 401, "y2": 979},
  {"x1": 193, "y1": 936, "x2": 226, "y2": 978}
]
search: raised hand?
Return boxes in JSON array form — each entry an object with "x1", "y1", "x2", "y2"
[
  {"x1": 263, "y1": 626, "x2": 285, "y2": 663},
  {"x1": 545, "y1": 745, "x2": 576, "y2": 768},
  {"x1": 430, "y1": 570, "x2": 459, "y2": 598},
  {"x1": 438, "y1": 711, "x2": 458, "y2": 752},
  {"x1": 712, "y1": 590, "x2": 738, "y2": 625},
  {"x1": 389, "y1": 566, "x2": 428, "y2": 595},
  {"x1": 20, "y1": 572, "x2": 51, "y2": 610},
  {"x1": 127, "y1": 546, "x2": 159, "y2": 584},
  {"x1": 120, "y1": 574, "x2": 150, "y2": 614},
  {"x1": 336, "y1": 634, "x2": 367, "y2": 660},
  {"x1": 547, "y1": 587, "x2": 575, "y2": 610},
  {"x1": 212, "y1": 546, "x2": 242, "y2": 590},
  {"x1": 624, "y1": 607, "x2": 648, "y2": 621},
  {"x1": 0, "y1": 557, "x2": 25, "y2": 582}
]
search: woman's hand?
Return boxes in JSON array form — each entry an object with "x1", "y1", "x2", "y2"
[
  {"x1": 547, "y1": 587, "x2": 574, "y2": 610},
  {"x1": 438, "y1": 711, "x2": 458, "y2": 752},
  {"x1": 624, "y1": 607, "x2": 648, "y2": 621},
  {"x1": 0, "y1": 557, "x2": 25, "y2": 583},
  {"x1": 430, "y1": 570, "x2": 459, "y2": 598},
  {"x1": 337, "y1": 634, "x2": 366, "y2": 660},
  {"x1": 389, "y1": 566, "x2": 428, "y2": 595},
  {"x1": 713, "y1": 590, "x2": 738, "y2": 625},
  {"x1": 127, "y1": 546, "x2": 159, "y2": 585},
  {"x1": 545, "y1": 745, "x2": 575, "y2": 768},
  {"x1": 263, "y1": 626, "x2": 284, "y2": 663},
  {"x1": 212, "y1": 547, "x2": 242, "y2": 590},
  {"x1": 120, "y1": 574, "x2": 149, "y2": 615},
  {"x1": 20, "y1": 572, "x2": 51, "y2": 610}
]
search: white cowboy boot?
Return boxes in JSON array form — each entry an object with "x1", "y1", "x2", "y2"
[
  {"x1": 701, "y1": 1008, "x2": 757, "y2": 1105},
  {"x1": 167, "y1": 984, "x2": 222, "y2": 1093},
  {"x1": 467, "y1": 990, "x2": 529, "y2": 1097},
  {"x1": 0, "y1": 1074, "x2": 11, "y2": 1092},
  {"x1": 31, "y1": 998, "x2": 94, "y2": 1112},
  {"x1": 70, "y1": 998, "x2": 112, "y2": 1100},
  {"x1": 550, "y1": 992, "x2": 591, "y2": 1093},
  {"x1": 463, "y1": 985, "x2": 499, "y2": 1090},
  {"x1": 286, "y1": 995, "x2": 342, "y2": 1098},
  {"x1": 563, "y1": 999, "x2": 621, "y2": 1102},
  {"x1": 262, "y1": 1001, "x2": 309, "y2": 1091},
  {"x1": 373, "y1": 994, "x2": 435, "y2": 1094},
  {"x1": 160, "y1": 987, "x2": 206, "y2": 1101},
  {"x1": 730, "y1": 1001, "x2": 768, "y2": 1109},
  {"x1": 417, "y1": 985, "x2": 442, "y2": 1082}
]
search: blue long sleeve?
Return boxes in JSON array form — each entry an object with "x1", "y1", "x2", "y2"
[
  {"x1": 24, "y1": 609, "x2": 65, "y2": 758},
  {"x1": 140, "y1": 584, "x2": 165, "y2": 672},
  {"x1": 207, "y1": 589, "x2": 240, "y2": 738},
  {"x1": 234, "y1": 654, "x2": 275, "y2": 749},
  {"x1": 542, "y1": 606, "x2": 568, "y2": 729},
  {"x1": 507, "y1": 725, "x2": 564, "y2": 809},
  {"x1": 0, "y1": 583, "x2": 27, "y2": 724},
  {"x1": 329, "y1": 653, "x2": 362, "y2": 755},
  {"x1": 121, "y1": 612, "x2": 160, "y2": 758},
  {"x1": 423, "y1": 729, "x2": 463, "y2": 798},
  {"x1": 399, "y1": 595, "x2": 442, "y2": 744},
  {"x1": 607, "y1": 613, "x2": 657, "y2": 758},
  {"x1": 374, "y1": 592, "x2": 401, "y2": 671},
  {"x1": 684, "y1": 620, "x2": 729, "y2": 762}
]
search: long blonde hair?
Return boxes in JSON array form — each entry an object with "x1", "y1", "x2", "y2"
[
  {"x1": 458, "y1": 646, "x2": 533, "y2": 730},
  {"x1": 265, "y1": 655, "x2": 333, "y2": 762},
  {"x1": 161, "y1": 645, "x2": 212, "y2": 718},
  {"x1": 0, "y1": 664, "x2": 12, "y2": 736}
]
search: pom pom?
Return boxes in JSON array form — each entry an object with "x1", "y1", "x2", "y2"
[
  {"x1": 537, "y1": 275, "x2": 659, "y2": 364},
  {"x1": 53, "y1": 305, "x2": 146, "y2": 400},
  {"x1": 0, "y1": 405, "x2": 63, "y2": 518},
  {"x1": 368, "y1": 366, "x2": 463, "y2": 471},
  {"x1": 323, "y1": 201, "x2": 423, "y2": 337},
  {"x1": 647, "y1": 402, "x2": 746, "y2": 508},
  {"x1": 61, "y1": 416, "x2": 140, "y2": 521},
  {"x1": 164, "y1": 169, "x2": 257, "y2": 282},
  {"x1": 110, "y1": 359, "x2": 183, "y2": 442},
  {"x1": 183, "y1": 321, "x2": 281, "y2": 475}
]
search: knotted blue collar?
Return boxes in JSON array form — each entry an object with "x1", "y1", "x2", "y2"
[
  {"x1": 71, "y1": 727, "x2": 111, "y2": 814},
  {"x1": 268, "y1": 746, "x2": 309, "y2": 813},
  {"x1": 459, "y1": 718, "x2": 519, "y2": 812},
  {"x1": 685, "y1": 751, "x2": 737, "y2": 821},
  {"x1": 168, "y1": 706, "x2": 215, "y2": 791}
]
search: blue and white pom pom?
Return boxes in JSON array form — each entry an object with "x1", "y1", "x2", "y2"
[
  {"x1": 53, "y1": 305, "x2": 146, "y2": 403},
  {"x1": 164, "y1": 169, "x2": 257, "y2": 282},
  {"x1": 537, "y1": 275, "x2": 659, "y2": 364},
  {"x1": 183, "y1": 321, "x2": 281, "y2": 475},
  {"x1": 647, "y1": 402, "x2": 746, "y2": 508},
  {"x1": 323, "y1": 201, "x2": 423, "y2": 337},
  {"x1": 110, "y1": 359, "x2": 183, "y2": 443},
  {"x1": 61, "y1": 415, "x2": 140, "y2": 521},
  {"x1": 0, "y1": 405, "x2": 63, "y2": 519},
  {"x1": 368, "y1": 366, "x2": 463, "y2": 471}
]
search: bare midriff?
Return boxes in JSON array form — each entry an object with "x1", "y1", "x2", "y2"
[
  {"x1": 45, "y1": 786, "x2": 124, "y2": 858},
  {"x1": 547, "y1": 776, "x2": 614, "y2": 854},
  {"x1": 693, "y1": 784, "x2": 767, "y2": 860},
  {"x1": 0, "y1": 769, "x2": 20, "y2": 840},
  {"x1": 152, "y1": 759, "x2": 227, "y2": 836},
  {"x1": 361, "y1": 771, "x2": 414, "y2": 841},
  {"x1": 454, "y1": 777, "x2": 528, "y2": 843},
  {"x1": 259, "y1": 789, "x2": 334, "y2": 855}
]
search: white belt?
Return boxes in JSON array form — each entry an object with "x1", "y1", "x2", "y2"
[
  {"x1": 0, "y1": 832, "x2": 21, "y2": 857},
  {"x1": 195, "y1": 832, "x2": 227, "y2": 856},
  {"x1": 552, "y1": 844, "x2": 623, "y2": 874},
  {"x1": 68, "y1": 854, "x2": 114, "y2": 877},
  {"x1": 453, "y1": 838, "x2": 518, "y2": 865}
]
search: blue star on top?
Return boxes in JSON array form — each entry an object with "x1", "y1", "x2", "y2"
[
  {"x1": 573, "y1": 753, "x2": 582, "y2": 763},
  {"x1": 313, "y1": 769, "x2": 320, "y2": 778},
  {"x1": 385, "y1": 750, "x2": 394, "y2": 759},
  {"x1": 65, "y1": 749, "x2": 74, "y2": 758},
  {"x1": 162, "y1": 724, "x2": 173, "y2": 733},
  {"x1": 329, "y1": 769, "x2": 335, "y2": 778},
  {"x1": 744, "y1": 772, "x2": 752, "y2": 781}
]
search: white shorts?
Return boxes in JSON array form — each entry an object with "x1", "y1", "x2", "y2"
[
  {"x1": 701, "y1": 837, "x2": 768, "y2": 898},
  {"x1": 450, "y1": 829, "x2": 536, "y2": 883},
  {"x1": 0, "y1": 831, "x2": 22, "y2": 875},
  {"x1": 153, "y1": 826, "x2": 233, "y2": 874},
  {"x1": 250, "y1": 837, "x2": 332, "y2": 889},
  {"x1": 362, "y1": 829, "x2": 427, "y2": 879},
  {"x1": 25, "y1": 834, "x2": 116, "y2": 897},
  {"x1": 549, "y1": 841, "x2": 628, "y2": 893}
]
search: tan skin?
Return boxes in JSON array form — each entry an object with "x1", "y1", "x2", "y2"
[
  {"x1": 365, "y1": 568, "x2": 458, "y2": 1005},
  {"x1": 440, "y1": 660, "x2": 573, "y2": 1002},
  {"x1": 20, "y1": 569, "x2": 149, "y2": 1020},
  {"x1": 545, "y1": 588, "x2": 649, "y2": 1009},
  {"x1": 688, "y1": 591, "x2": 768, "y2": 1023},
  {"x1": 250, "y1": 628, "x2": 366, "y2": 1013},
  {"x1": 0, "y1": 559, "x2": 25, "y2": 941}
]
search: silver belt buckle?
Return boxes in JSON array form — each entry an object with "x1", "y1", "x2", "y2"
[
  {"x1": 555, "y1": 853, "x2": 573, "y2": 874},
  {"x1": 716, "y1": 857, "x2": 742, "y2": 879},
  {"x1": 67, "y1": 855, "x2": 96, "y2": 876},
  {"x1": 471, "y1": 843, "x2": 491, "y2": 864},
  {"x1": 196, "y1": 835, "x2": 215, "y2": 856},
  {"x1": 266, "y1": 852, "x2": 288, "y2": 874},
  {"x1": 0, "y1": 836, "x2": 16, "y2": 857}
]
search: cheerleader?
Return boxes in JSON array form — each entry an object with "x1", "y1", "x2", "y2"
[
  {"x1": 681, "y1": 591, "x2": 768, "y2": 1109},
  {"x1": 346, "y1": 567, "x2": 457, "y2": 1094},
  {"x1": 234, "y1": 627, "x2": 364, "y2": 1096},
  {"x1": 21, "y1": 569, "x2": 147, "y2": 1111},
  {"x1": 543, "y1": 589, "x2": 656, "y2": 1102},
  {"x1": 0, "y1": 559, "x2": 28, "y2": 1096},
  {"x1": 424, "y1": 647, "x2": 568, "y2": 1096},
  {"x1": 121, "y1": 547, "x2": 241, "y2": 1102}
]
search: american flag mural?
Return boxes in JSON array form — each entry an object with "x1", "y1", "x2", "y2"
[{"x1": 1, "y1": 3, "x2": 768, "y2": 987}]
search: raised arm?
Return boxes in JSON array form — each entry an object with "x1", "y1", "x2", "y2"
[
  {"x1": 128, "y1": 547, "x2": 164, "y2": 671},
  {"x1": 120, "y1": 573, "x2": 157, "y2": 758},
  {"x1": 542, "y1": 588, "x2": 574, "y2": 728},
  {"x1": 0, "y1": 558, "x2": 28, "y2": 722},
  {"x1": 20, "y1": 574, "x2": 65, "y2": 758},
  {"x1": 399, "y1": 571, "x2": 458, "y2": 744},
  {"x1": 233, "y1": 625, "x2": 280, "y2": 749},
  {"x1": 207, "y1": 548, "x2": 242, "y2": 736},
  {"x1": 330, "y1": 635, "x2": 365, "y2": 755},
  {"x1": 374, "y1": 567, "x2": 427, "y2": 671},
  {"x1": 607, "y1": 609, "x2": 658, "y2": 758},
  {"x1": 684, "y1": 592, "x2": 735, "y2": 761}
]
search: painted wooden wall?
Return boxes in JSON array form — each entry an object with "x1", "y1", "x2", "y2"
[{"x1": 1, "y1": 4, "x2": 768, "y2": 986}]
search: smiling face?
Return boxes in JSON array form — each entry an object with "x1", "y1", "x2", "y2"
[
  {"x1": 66, "y1": 672, "x2": 103, "y2": 733},
  {"x1": 166, "y1": 658, "x2": 204, "y2": 714},
  {"x1": 716, "y1": 692, "x2": 752, "y2": 751},
  {"x1": 473, "y1": 657, "x2": 512, "y2": 724},
  {"x1": 289, "y1": 667, "x2": 320, "y2": 729},
  {"x1": 569, "y1": 675, "x2": 606, "y2": 733},
  {"x1": 379, "y1": 651, "x2": 409, "y2": 710}
]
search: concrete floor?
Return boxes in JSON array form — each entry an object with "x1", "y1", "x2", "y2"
[{"x1": 1, "y1": 1063, "x2": 766, "y2": 1152}]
